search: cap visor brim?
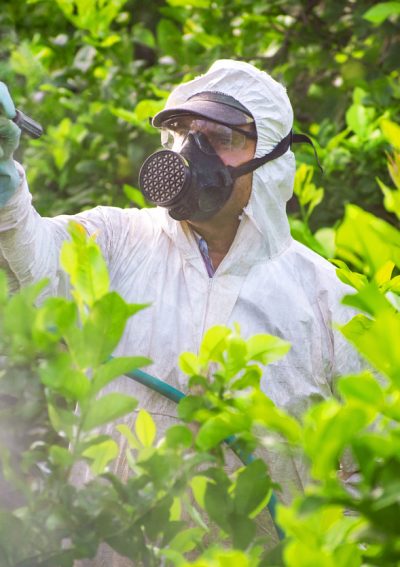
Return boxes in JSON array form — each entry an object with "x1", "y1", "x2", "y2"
[{"x1": 152, "y1": 100, "x2": 253, "y2": 128}]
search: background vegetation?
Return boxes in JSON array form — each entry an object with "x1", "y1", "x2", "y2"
[
  {"x1": 1, "y1": 1, "x2": 400, "y2": 566},
  {"x1": 0, "y1": 0, "x2": 399, "y2": 225}
]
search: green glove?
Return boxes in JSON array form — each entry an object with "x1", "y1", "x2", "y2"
[{"x1": 0, "y1": 82, "x2": 21, "y2": 206}]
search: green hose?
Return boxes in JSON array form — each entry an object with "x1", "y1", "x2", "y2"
[{"x1": 123, "y1": 366, "x2": 284, "y2": 540}]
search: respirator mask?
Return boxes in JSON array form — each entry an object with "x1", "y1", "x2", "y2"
[
  {"x1": 140, "y1": 117, "x2": 261, "y2": 221},
  {"x1": 138, "y1": 92, "x2": 321, "y2": 222}
]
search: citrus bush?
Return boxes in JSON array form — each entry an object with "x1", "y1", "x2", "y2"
[{"x1": 0, "y1": 178, "x2": 399, "y2": 565}]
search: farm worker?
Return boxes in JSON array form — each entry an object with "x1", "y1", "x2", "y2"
[{"x1": 0, "y1": 60, "x2": 362, "y2": 562}]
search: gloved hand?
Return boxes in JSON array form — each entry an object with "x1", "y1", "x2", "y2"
[{"x1": 0, "y1": 82, "x2": 21, "y2": 206}]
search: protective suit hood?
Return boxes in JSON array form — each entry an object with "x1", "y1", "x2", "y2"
[{"x1": 159, "y1": 59, "x2": 295, "y2": 258}]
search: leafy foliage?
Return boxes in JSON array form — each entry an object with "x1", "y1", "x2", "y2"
[
  {"x1": 0, "y1": 0, "x2": 398, "y2": 224},
  {"x1": 0, "y1": 168, "x2": 399, "y2": 564},
  {"x1": 1, "y1": 1, "x2": 400, "y2": 565},
  {"x1": 0, "y1": 223, "x2": 291, "y2": 565}
]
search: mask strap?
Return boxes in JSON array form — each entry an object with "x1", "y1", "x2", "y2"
[
  {"x1": 229, "y1": 130, "x2": 323, "y2": 180},
  {"x1": 292, "y1": 132, "x2": 323, "y2": 173}
]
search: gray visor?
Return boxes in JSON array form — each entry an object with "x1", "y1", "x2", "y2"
[{"x1": 152, "y1": 91, "x2": 254, "y2": 128}]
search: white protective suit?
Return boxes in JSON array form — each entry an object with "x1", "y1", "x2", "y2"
[{"x1": 0, "y1": 60, "x2": 362, "y2": 565}]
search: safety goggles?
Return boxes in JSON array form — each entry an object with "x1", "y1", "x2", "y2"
[{"x1": 160, "y1": 117, "x2": 257, "y2": 155}]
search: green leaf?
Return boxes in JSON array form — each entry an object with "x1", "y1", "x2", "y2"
[
  {"x1": 49, "y1": 445, "x2": 74, "y2": 468},
  {"x1": 337, "y1": 372, "x2": 385, "y2": 407},
  {"x1": 190, "y1": 475, "x2": 209, "y2": 509},
  {"x1": 188, "y1": 374, "x2": 209, "y2": 390},
  {"x1": 190, "y1": 30, "x2": 223, "y2": 49},
  {"x1": 60, "y1": 221, "x2": 109, "y2": 308},
  {"x1": 378, "y1": 177, "x2": 400, "y2": 220},
  {"x1": 135, "y1": 409, "x2": 156, "y2": 447},
  {"x1": 3, "y1": 279, "x2": 49, "y2": 340},
  {"x1": 196, "y1": 412, "x2": 251, "y2": 451},
  {"x1": 204, "y1": 472, "x2": 232, "y2": 532},
  {"x1": 177, "y1": 395, "x2": 205, "y2": 421},
  {"x1": 110, "y1": 106, "x2": 141, "y2": 126},
  {"x1": 55, "y1": 0, "x2": 128, "y2": 37},
  {"x1": 157, "y1": 19, "x2": 183, "y2": 60},
  {"x1": 134, "y1": 99, "x2": 165, "y2": 122},
  {"x1": 179, "y1": 351, "x2": 201, "y2": 376},
  {"x1": 82, "y1": 439, "x2": 119, "y2": 474},
  {"x1": 341, "y1": 282, "x2": 394, "y2": 316},
  {"x1": 198, "y1": 325, "x2": 230, "y2": 365},
  {"x1": 39, "y1": 353, "x2": 91, "y2": 401},
  {"x1": 363, "y1": 2, "x2": 400, "y2": 24},
  {"x1": 33, "y1": 297, "x2": 77, "y2": 345},
  {"x1": 117, "y1": 423, "x2": 141, "y2": 449},
  {"x1": 83, "y1": 292, "x2": 149, "y2": 366},
  {"x1": 165, "y1": 424, "x2": 193, "y2": 448},
  {"x1": 82, "y1": 393, "x2": 137, "y2": 431},
  {"x1": 383, "y1": 275, "x2": 400, "y2": 294},
  {"x1": 332, "y1": 260, "x2": 368, "y2": 291},
  {"x1": 375, "y1": 260, "x2": 395, "y2": 286},
  {"x1": 314, "y1": 227, "x2": 336, "y2": 258},
  {"x1": 336, "y1": 205, "x2": 400, "y2": 276},
  {"x1": 167, "y1": 0, "x2": 210, "y2": 7},
  {"x1": 303, "y1": 401, "x2": 370, "y2": 479},
  {"x1": 246, "y1": 334, "x2": 291, "y2": 365},
  {"x1": 48, "y1": 402, "x2": 77, "y2": 439},
  {"x1": 345, "y1": 104, "x2": 375, "y2": 138},
  {"x1": 168, "y1": 527, "x2": 204, "y2": 552},
  {"x1": 293, "y1": 163, "x2": 324, "y2": 220},
  {"x1": 380, "y1": 118, "x2": 400, "y2": 150},
  {"x1": 250, "y1": 390, "x2": 302, "y2": 443},
  {"x1": 225, "y1": 336, "x2": 247, "y2": 377},
  {"x1": 230, "y1": 366, "x2": 262, "y2": 390},
  {"x1": 230, "y1": 515, "x2": 256, "y2": 550},
  {"x1": 340, "y1": 312, "x2": 400, "y2": 385},
  {"x1": 100, "y1": 34, "x2": 121, "y2": 48},
  {"x1": 169, "y1": 497, "x2": 182, "y2": 521},
  {"x1": 233, "y1": 459, "x2": 271, "y2": 516},
  {"x1": 132, "y1": 23, "x2": 155, "y2": 47},
  {"x1": 290, "y1": 218, "x2": 330, "y2": 258},
  {"x1": 123, "y1": 184, "x2": 149, "y2": 208},
  {"x1": 91, "y1": 356, "x2": 151, "y2": 395}
]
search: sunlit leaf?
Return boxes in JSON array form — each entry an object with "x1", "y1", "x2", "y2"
[
  {"x1": 60, "y1": 221, "x2": 109, "y2": 309},
  {"x1": 83, "y1": 292, "x2": 149, "y2": 366},
  {"x1": 363, "y1": 2, "x2": 400, "y2": 24},
  {"x1": 82, "y1": 439, "x2": 119, "y2": 474},
  {"x1": 337, "y1": 372, "x2": 385, "y2": 407},
  {"x1": 246, "y1": 334, "x2": 291, "y2": 365},
  {"x1": 82, "y1": 393, "x2": 137, "y2": 431},
  {"x1": 179, "y1": 351, "x2": 201, "y2": 376},
  {"x1": 168, "y1": 527, "x2": 204, "y2": 552},
  {"x1": 135, "y1": 409, "x2": 156, "y2": 447},
  {"x1": 190, "y1": 476, "x2": 210, "y2": 509},
  {"x1": 340, "y1": 312, "x2": 400, "y2": 385},
  {"x1": 199, "y1": 325, "x2": 230, "y2": 365},
  {"x1": 196, "y1": 412, "x2": 251, "y2": 451}
]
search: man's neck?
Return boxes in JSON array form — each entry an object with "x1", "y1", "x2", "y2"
[{"x1": 188, "y1": 215, "x2": 241, "y2": 269}]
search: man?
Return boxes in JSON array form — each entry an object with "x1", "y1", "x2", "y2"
[{"x1": 0, "y1": 59, "x2": 361, "y2": 561}]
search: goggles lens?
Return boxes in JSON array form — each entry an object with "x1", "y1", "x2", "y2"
[{"x1": 160, "y1": 118, "x2": 256, "y2": 155}]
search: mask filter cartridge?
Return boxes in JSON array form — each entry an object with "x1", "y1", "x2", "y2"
[
  {"x1": 139, "y1": 133, "x2": 234, "y2": 221},
  {"x1": 140, "y1": 150, "x2": 191, "y2": 207}
]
